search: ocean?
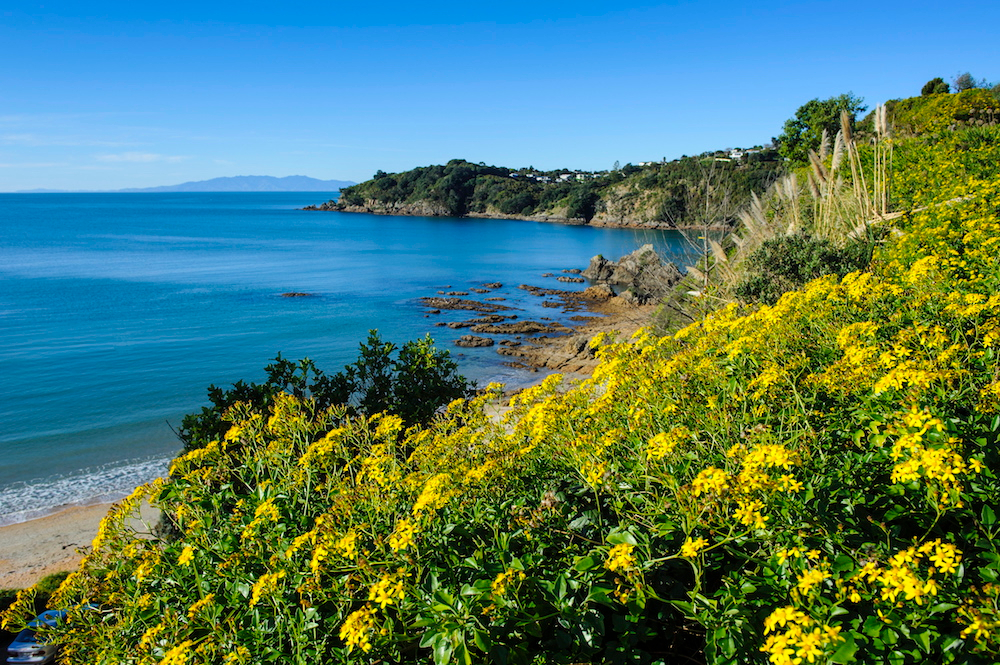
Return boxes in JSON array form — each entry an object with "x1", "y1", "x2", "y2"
[{"x1": 0, "y1": 192, "x2": 691, "y2": 525}]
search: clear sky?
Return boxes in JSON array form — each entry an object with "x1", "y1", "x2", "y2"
[{"x1": 1, "y1": 0, "x2": 997, "y2": 191}]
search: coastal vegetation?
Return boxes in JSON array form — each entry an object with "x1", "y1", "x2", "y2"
[
  {"x1": 179, "y1": 332, "x2": 473, "y2": 454},
  {"x1": 4, "y1": 87, "x2": 1000, "y2": 664},
  {"x1": 332, "y1": 153, "x2": 784, "y2": 227}
]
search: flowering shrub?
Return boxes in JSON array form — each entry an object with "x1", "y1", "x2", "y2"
[{"x1": 3, "y1": 127, "x2": 1000, "y2": 665}]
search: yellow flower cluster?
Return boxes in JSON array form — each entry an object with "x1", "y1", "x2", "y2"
[
  {"x1": 368, "y1": 571, "x2": 406, "y2": 609},
  {"x1": 691, "y1": 467, "x2": 730, "y2": 497},
  {"x1": 760, "y1": 606, "x2": 843, "y2": 665},
  {"x1": 388, "y1": 518, "x2": 417, "y2": 552},
  {"x1": 338, "y1": 605, "x2": 376, "y2": 653},
  {"x1": 491, "y1": 568, "x2": 526, "y2": 596},
  {"x1": 605, "y1": 543, "x2": 637, "y2": 572},
  {"x1": 645, "y1": 426, "x2": 691, "y2": 461},
  {"x1": 852, "y1": 540, "x2": 962, "y2": 605},
  {"x1": 883, "y1": 406, "x2": 981, "y2": 504},
  {"x1": 680, "y1": 537, "x2": 708, "y2": 558},
  {"x1": 249, "y1": 570, "x2": 286, "y2": 607}
]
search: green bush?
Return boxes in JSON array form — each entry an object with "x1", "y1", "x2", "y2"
[
  {"x1": 178, "y1": 331, "x2": 472, "y2": 453},
  {"x1": 734, "y1": 234, "x2": 874, "y2": 305}
]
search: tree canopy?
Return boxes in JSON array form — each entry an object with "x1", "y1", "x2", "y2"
[
  {"x1": 775, "y1": 93, "x2": 867, "y2": 165},
  {"x1": 921, "y1": 77, "x2": 950, "y2": 95}
]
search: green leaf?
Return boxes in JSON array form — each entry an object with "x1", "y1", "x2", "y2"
[
  {"x1": 587, "y1": 584, "x2": 616, "y2": 608},
  {"x1": 930, "y1": 602, "x2": 959, "y2": 615},
  {"x1": 983, "y1": 504, "x2": 997, "y2": 526},
  {"x1": 473, "y1": 629, "x2": 491, "y2": 653},
  {"x1": 862, "y1": 615, "x2": 882, "y2": 637},
  {"x1": 454, "y1": 640, "x2": 472, "y2": 665},
  {"x1": 606, "y1": 530, "x2": 638, "y2": 546},
  {"x1": 912, "y1": 629, "x2": 932, "y2": 654},
  {"x1": 829, "y1": 634, "x2": 858, "y2": 663},
  {"x1": 573, "y1": 555, "x2": 599, "y2": 572},
  {"x1": 433, "y1": 636, "x2": 454, "y2": 665}
]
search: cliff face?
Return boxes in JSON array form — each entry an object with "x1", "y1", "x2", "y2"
[{"x1": 591, "y1": 182, "x2": 671, "y2": 227}]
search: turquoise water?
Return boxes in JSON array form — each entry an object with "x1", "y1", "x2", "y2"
[{"x1": 0, "y1": 193, "x2": 690, "y2": 524}]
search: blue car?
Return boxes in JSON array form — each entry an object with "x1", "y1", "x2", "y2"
[{"x1": 5, "y1": 610, "x2": 66, "y2": 665}]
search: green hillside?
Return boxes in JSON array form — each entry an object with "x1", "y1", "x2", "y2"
[{"x1": 333, "y1": 152, "x2": 784, "y2": 227}]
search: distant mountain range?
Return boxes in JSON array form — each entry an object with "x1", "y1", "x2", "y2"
[{"x1": 16, "y1": 175, "x2": 355, "y2": 193}]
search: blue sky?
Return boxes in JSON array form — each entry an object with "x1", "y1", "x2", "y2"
[{"x1": 1, "y1": 0, "x2": 997, "y2": 191}]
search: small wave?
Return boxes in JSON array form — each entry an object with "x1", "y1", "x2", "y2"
[{"x1": 0, "y1": 456, "x2": 170, "y2": 527}]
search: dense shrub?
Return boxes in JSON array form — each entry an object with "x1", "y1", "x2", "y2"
[
  {"x1": 734, "y1": 234, "x2": 874, "y2": 305},
  {"x1": 178, "y1": 331, "x2": 471, "y2": 453}
]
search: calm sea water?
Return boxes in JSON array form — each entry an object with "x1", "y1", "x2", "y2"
[{"x1": 0, "y1": 192, "x2": 690, "y2": 524}]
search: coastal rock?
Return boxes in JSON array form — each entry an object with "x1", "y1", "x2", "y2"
[
  {"x1": 562, "y1": 268, "x2": 583, "y2": 274},
  {"x1": 581, "y1": 244, "x2": 682, "y2": 304},
  {"x1": 556, "y1": 276, "x2": 585, "y2": 283},
  {"x1": 470, "y1": 321, "x2": 565, "y2": 335},
  {"x1": 580, "y1": 284, "x2": 615, "y2": 300},
  {"x1": 281, "y1": 292, "x2": 314, "y2": 297},
  {"x1": 419, "y1": 297, "x2": 512, "y2": 313},
  {"x1": 518, "y1": 284, "x2": 573, "y2": 297},
  {"x1": 455, "y1": 335, "x2": 495, "y2": 348},
  {"x1": 446, "y1": 291, "x2": 469, "y2": 296},
  {"x1": 444, "y1": 314, "x2": 517, "y2": 329},
  {"x1": 481, "y1": 282, "x2": 503, "y2": 289}
]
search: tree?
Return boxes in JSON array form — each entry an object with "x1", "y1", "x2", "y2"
[
  {"x1": 775, "y1": 93, "x2": 867, "y2": 166},
  {"x1": 953, "y1": 72, "x2": 987, "y2": 92},
  {"x1": 177, "y1": 332, "x2": 473, "y2": 452},
  {"x1": 921, "y1": 77, "x2": 950, "y2": 95},
  {"x1": 565, "y1": 183, "x2": 600, "y2": 222}
]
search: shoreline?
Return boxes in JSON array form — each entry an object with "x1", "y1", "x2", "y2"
[
  {"x1": 0, "y1": 288, "x2": 654, "y2": 591},
  {"x1": 303, "y1": 201, "x2": 731, "y2": 232}
]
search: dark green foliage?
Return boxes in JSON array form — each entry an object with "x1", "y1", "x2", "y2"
[
  {"x1": 332, "y1": 330, "x2": 474, "y2": 427},
  {"x1": 177, "y1": 332, "x2": 472, "y2": 452},
  {"x1": 336, "y1": 155, "x2": 783, "y2": 227},
  {"x1": 734, "y1": 234, "x2": 874, "y2": 305},
  {"x1": 565, "y1": 183, "x2": 600, "y2": 221},
  {"x1": 921, "y1": 77, "x2": 950, "y2": 96},
  {"x1": 775, "y1": 94, "x2": 867, "y2": 165}
]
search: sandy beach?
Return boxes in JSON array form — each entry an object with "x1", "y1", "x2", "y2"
[
  {"x1": 0, "y1": 503, "x2": 112, "y2": 589},
  {"x1": 0, "y1": 501, "x2": 162, "y2": 590}
]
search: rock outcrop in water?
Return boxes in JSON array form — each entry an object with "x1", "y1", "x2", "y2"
[{"x1": 582, "y1": 244, "x2": 683, "y2": 304}]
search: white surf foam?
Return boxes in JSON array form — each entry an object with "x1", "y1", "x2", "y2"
[{"x1": 0, "y1": 456, "x2": 170, "y2": 527}]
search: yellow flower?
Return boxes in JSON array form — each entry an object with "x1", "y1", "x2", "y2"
[
  {"x1": 159, "y1": 640, "x2": 195, "y2": 665},
  {"x1": 491, "y1": 568, "x2": 526, "y2": 596},
  {"x1": 388, "y1": 519, "x2": 417, "y2": 552},
  {"x1": 177, "y1": 546, "x2": 195, "y2": 566},
  {"x1": 368, "y1": 572, "x2": 406, "y2": 609},
  {"x1": 187, "y1": 593, "x2": 215, "y2": 619},
  {"x1": 691, "y1": 467, "x2": 729, "y2": 496},
  {"x1": 796, "y1": 567, "x2": 830, "y2": 594},
  {"x1": 680, "y1": 537, "x2": 708, "y2": 558}
]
